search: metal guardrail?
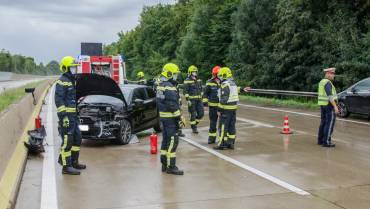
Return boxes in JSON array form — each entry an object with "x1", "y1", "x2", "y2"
[{"x1": 246, "y1": 88, "x2": 317, "y2": 98}]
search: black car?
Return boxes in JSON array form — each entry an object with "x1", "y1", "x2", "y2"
[
  {"x1": 76, "y1": 74, "x2": 161, "y2": 145},
  {"x1": 338, "y1": 77, "x2": 370, "y2": 118}
]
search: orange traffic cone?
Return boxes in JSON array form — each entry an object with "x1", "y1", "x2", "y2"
[{"x1": 280, "y1": 115, "x2": 293, "y2": 134}]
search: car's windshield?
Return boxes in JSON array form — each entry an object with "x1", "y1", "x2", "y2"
[
  {"x1": 120, "y1": 87, "x2": 133, "y2": 104},
  {"x1": 81, "y1": 95, "x2": 124, "y2": 106}
]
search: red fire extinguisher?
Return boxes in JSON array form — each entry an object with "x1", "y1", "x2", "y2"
[
  {"x1": 150, "y1": 132, "x2": 158, "y2": 154},
  {"x1": 35, "y1": 116, "x2": 42, "y2": 129}
]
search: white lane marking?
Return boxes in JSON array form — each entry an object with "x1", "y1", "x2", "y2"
[
  {"x1": 237, "y1": 117, "x2": 275, "y2": 128},
  {"x1": 181, "y1": 136, "x2": 310, "y2": 196},
  {"x1": 239, "y1": 104, "x2": 370, "y2": 126},
  {"x1": 40, "y1": 85, "x2": 58, "y2": 209}
]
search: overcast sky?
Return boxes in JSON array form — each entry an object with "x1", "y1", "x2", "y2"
[{"x1": 0, "y1": 0, "x2": 175, "y2": 64}]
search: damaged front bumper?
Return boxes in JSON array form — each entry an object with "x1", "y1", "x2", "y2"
[{"x1": 79, "y1": 117, "x2": 121, "y2": 139}]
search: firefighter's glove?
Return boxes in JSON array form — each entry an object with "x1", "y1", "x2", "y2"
[
  {"x1": 179, "y1": 116, "x2": 186, "y2": 128},
  {"x1": 62, "y1": 116, "x2": 70, "y2": 128}
]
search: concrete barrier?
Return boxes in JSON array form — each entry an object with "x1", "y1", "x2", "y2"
[{"x1": 0, "y1": 80, "x2": 53, "y2": 209}]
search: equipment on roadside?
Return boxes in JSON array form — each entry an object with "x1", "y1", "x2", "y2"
[
  {"x1": 281, "y1": 115, "x2": 293, "y2": 134},
  {"x1": 24, "y1": 126, "x2": 46, "y2": 155},
  {"x1": 150, "y1": 133, "x2": 158, "y2": 154}
]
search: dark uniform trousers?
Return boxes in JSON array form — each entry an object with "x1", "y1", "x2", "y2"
[
  {"x1": 208, "y1": 106, "x2": 218, "y2": 141},
  {"x1": 188, "y1": 99, "x2": 204, "y2": 128},
  {"x1": 160, "y1": 117, "x2": 179, "y2": 168},
  {"x1": 58, "y1": 115, "x2": 82, "y2": 166},
  {"x1": 318, "y1": 105, "x2": 336, "y2": 145},
  {"x1": 218, "y1": 110, "x2": 236, "y2": 146}
]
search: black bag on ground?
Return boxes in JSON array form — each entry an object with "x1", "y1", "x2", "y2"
[{"x1": 24, "y1": 126, "x2": 46, "y2": 155}]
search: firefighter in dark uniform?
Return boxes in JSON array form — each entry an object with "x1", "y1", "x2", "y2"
[
  {"x1": 317, "y1": 67, "x2": 338, "y2": 147},
  {"x1": 183, "y1": 65, "x2": 204, "y2": 133},
  {"x1": 55, "y1": 56, "x2": 86, "y2": 175},
  {"x1": 137, "y1": 71, "x2": 147, "y2": 85},
  {"x1": 203, "y1": 66, "x2": 221, "y2": 144},
  {"x1": 214, "y1": 67, "x2": 239, "y2": 150},
  {"x1": 156, "y1": 63, "x2": 185, "y2": 175}
]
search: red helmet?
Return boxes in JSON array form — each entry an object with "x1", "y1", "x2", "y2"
[{"x1": 212, "y1": 66, "x2": 221, "y2": 76}]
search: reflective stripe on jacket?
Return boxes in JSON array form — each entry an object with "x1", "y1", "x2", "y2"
[
  {"x1": 318, "y1": 79, "x2": 337, "y2": 106},
  {"x1": 183, "y1": 77, "x2": 203, "y2": 100},
  {"x1": 156, "y1": 77, "x2": 181, "y2": 118},
  {"x1": 218, "y1": 79, "x2": 239, "y2": 110},
  {"x1": 55, "y1": 73, "x2": 77, "y2": 117},
  {"x1": 203, "y1": 78, "x2": 219, "y2": 106}
]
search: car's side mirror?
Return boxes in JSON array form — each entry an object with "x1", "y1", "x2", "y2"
[
  {"x1": 25, "y1": 88, "x2": 36, "y2": 105},
  {"x1": 351, "y1": 88, "x2": 358, "y2": 94},
  {"x1": 133, "y1": 98, "x2": 144, "y2": 106}
]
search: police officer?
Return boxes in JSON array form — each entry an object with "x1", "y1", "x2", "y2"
[
  {"x1": 137, "y1": 71, "x2": 147, "y2": 85},
  {"x1": 214, "y1": 67, "x2": 239, "y2": 150},
  {"x1": 156, "y1": 63, "x2": 184, "y2": 175},
  {"x1": 317, "y1": 67, "x2": 338, "y2": 147},
  {"x1": 183, "y1": 65, "x2": 204, "y2": 133},
  {"x1": 203, "y1": 66, "x2": 221, "y2": 144},
  {"x1": 55, "y1": 56, "x2": 86, "y2": 175}
]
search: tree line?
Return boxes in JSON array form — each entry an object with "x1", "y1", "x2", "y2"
[
  {"x1": 0, "y1": 49, "x2": 59, "y2": 75},
  {"x1": 104, "y1": 0, "x2": 370, "y2": 91}
]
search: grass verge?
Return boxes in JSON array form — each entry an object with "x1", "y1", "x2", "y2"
[
  {"x1": 239, "y1": 94, "x2": 319, "y2": 110},
  {"x1": 0, "y1": 81, "x2": 44, "y2": 113}
]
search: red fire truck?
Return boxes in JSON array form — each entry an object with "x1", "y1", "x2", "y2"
[{"x1": 76, "y1": 43, "x2": 126, "y2": 85}]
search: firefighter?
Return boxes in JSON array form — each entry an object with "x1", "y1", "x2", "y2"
[
  {"x1": 317, "y1": 67, "x2": 338, "y2": 148},
  {"x1": 156, "y1": 63, "x2": 185, "y2": 175},
  {"x1": 203, "y1": 66, "x2": 221, "y2": 144},
  {"x1": 183, "y1": 65, "x2": 204, "y2": 133},
  {"x1": 214, "y1": 67, "x2": 239, "y2": 150},
  {"x1": 55, "y1": 56, "x2": 86, "y2": 175},
  {"x1": 137, "y1": 71, "x2": 147, "y2": 85}
]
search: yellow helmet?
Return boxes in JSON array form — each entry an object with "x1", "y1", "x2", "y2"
[
  {"x1": 161, "y1": 63, "x2": 180, "y2": 79},
  {"x1": 187, "y1": 65, "x2": 198, "y2": 75},
  {"x1": 218, "y1": 67, "x2": 232, "y2": 79},
  {"x1": 59, "y1": 56, "x2": 78, "y2": 73},
  {"x1": 137, "y1": 71, "x2": 144, "y2": 78}
]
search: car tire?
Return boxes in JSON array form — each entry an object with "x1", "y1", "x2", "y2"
[
  {"x1": 338, "y1": 101, "x2": 350, "y2": 118},
  {"x1": 116, "y1": 119, "x2": 132, "y2": 145},
  {"x1": 153, "y1": 120, "x2": 162, "y2": 133}
]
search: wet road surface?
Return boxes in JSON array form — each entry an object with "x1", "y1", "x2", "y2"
[{"x1": 15, "y1": 87, "x2": 370, "y2": 209}]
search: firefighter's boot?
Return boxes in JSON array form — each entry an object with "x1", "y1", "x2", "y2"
[
  {"x1": 162, "y1": 164, "x2": 167, "y2": 172},
  {"x1": 227, "y1": 139, "x2": 235, "y2": 150},
  {"x1": 62, "y1": 166, "x2": 80, "y2": 175},
  {"x1": 72, "y1": 151, "x2": 86, "y2": 170},
  {"x1": 166, "y1": 166, "x2": 184, "y2": 175},
  {"x1": 214, "y1": 140, "x2": 227, "y2": 150},
  {"x1": 192, "y1": 126, "x2": 199, "y2": 134},
  {"x1": 208, "y1": 136, "x2": 216, "y2": 144}
]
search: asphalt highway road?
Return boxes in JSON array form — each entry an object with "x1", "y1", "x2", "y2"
[{"x1": 15, "y1": 85, "x2": 370, "y2": 209}]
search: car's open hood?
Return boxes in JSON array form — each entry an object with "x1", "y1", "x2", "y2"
[{"x1": 75, "y1": 74, "x2": 126, "y2": 104}]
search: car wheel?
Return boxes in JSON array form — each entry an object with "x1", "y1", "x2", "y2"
[
  {"x1": 153, "y1": 120, "x2": 162, "y2": 133},
  {"x1": 338, "y1": 101, "x2": 350, "y2": 118},
  {"x1": 116, "y1": 119, "x2": 132, "y2": 145}
]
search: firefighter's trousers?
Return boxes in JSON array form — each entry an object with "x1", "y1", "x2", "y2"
[
  {"x1": 160, "y1": 117, "x2": 179, "y2": 168},
  {"x1": 218, "y1": 110, "x2": 236, "y2": 146},
  {"x1": 208, "y1": 106, "x2": 218, "y2": 142},
  {"x1": 58, "y1": 115, "x2": 82, "y2": 167},
  {"x1": 188, "y1": 99, "x2": 204, "y2": 129}
]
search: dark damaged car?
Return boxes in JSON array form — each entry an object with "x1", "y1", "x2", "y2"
[{"x1": 76, "y1": 74, "x2": 161, "y2": 145}]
